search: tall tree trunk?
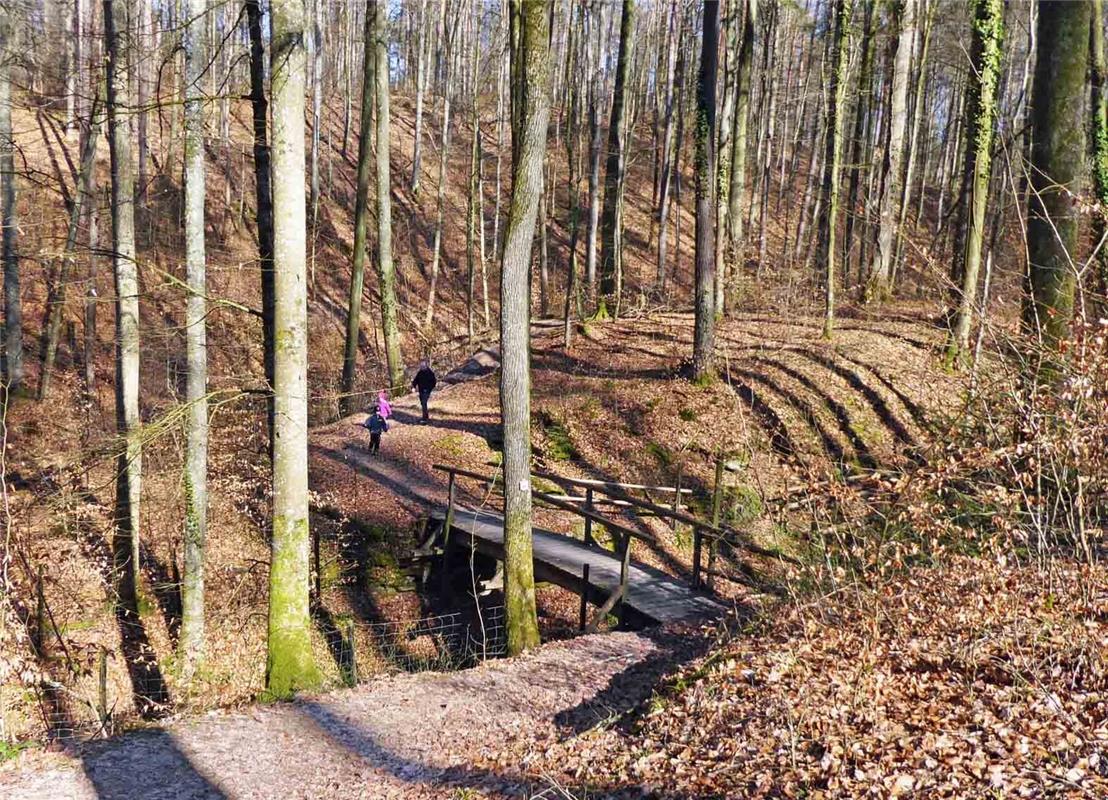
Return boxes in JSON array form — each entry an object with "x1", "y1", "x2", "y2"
[
  {"x1": 945, "y1": 0, "x2": 1003, "y2": 366},
  {"x1": 501, "y1": 0, "x2": 550, "y2": 657},
  {"x1": 868, "y1": 0, "x2": 916, "y2": 300},
  {"x1": 340, "y1": 3, "x2": 375, "y2": 415},
  {"x1": 726, "y1": 0, "x2": 756, "y2": 291},
  {"x1": 246, "y1": 0, "x2": 275, "y2": 453},
  {"x1": 425, "y1": 4, "x2": 459, "y2": 329},
  {"x1": 1023, "y1": 0, "x2": 1089, "y2": 360},
  {"x1": 692, "y1": 0, "x2": 720, "y2": 380},
  {"x1": 818, "y1": 0, "x2": 852, "y2": 339},
  {"x1": 374, "y1": 0, "x2": 402, "y2": 390},
  {"x1": 38, "y1": 91, "x2": 101, "y2": 397},
  {"x1": 105, "y1": 0, "x2": 141, "y2": 612},
  {"x1": 136, "y1": 0, "x2": 150, "y2": 199},
  {"x1": 1090, "y1": 0, "x2": 1108, "y2": 303},
  {"x1": 583, "y1": 5, "x2": 604, "y2": 306},
  {"x1": 564, "y1": 4, "x2": 582, "y2": 348},
  {"x1": 655, "y1": 0, "x2": 679, "y2": 292},
  {"x1": 267, "y1": 0, "x2": 320, "y2": 697},
  {"x1": 180, "y1": 0, "x2": 208, "y2": 674},
  {"x1": 309, "y1": 0, "x2": 323, "y2": 236},
  {"x1": 598, "y1": 0, "x2": 633, "y2": 313},
  {"x1": 0, "y1": 10, "x2": 20, "y2": 393},
  {"x1": 411, "y1": 0, "x2": 429, "y2": 192},
  {"x1": 843, "y1": 0, "x2": 876, "y2": 282},
  {"x1": 713, "y1": 2, "x2": 737, "y2": 315}
]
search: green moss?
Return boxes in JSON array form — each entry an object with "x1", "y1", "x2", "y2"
[
  {"x1": 266, "y1": 515, "x2": 322, "y2": 698},
  {"x1": 433, "y1": 433, "x2": 466, "y2": 460},
  {"x1": 723, "y1": 485, "x2": 764, "y2": 526},
  {"x1": 538, "y1": 412, "x2": 577, "y2": 461},
  {"x1": 678, "y1": 408, "x2": 697, "y2": 422},
  {"x1": 646, "y1": 441, "x2": 673, "y2": 467}
]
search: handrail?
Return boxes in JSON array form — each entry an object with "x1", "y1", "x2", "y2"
[
  {"x1": 531, "y1": 469, "x2": 694, "y2": 495},
  {"x1": 431, "y1": 463, "x2": 655, "y2": 545}
]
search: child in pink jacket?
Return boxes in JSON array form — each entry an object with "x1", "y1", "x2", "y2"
[{"x1": 376, "y1": 389, "x2": 393, "y2": 420}]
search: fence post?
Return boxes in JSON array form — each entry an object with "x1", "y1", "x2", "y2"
[
  {"x1": 35, "y1": 566, "x2": 46, "y2": 656},
  {"x1": 345, "y1": 619, "x2": 358, "y2": 686},
  {"x1": 709, "y1": 456, "x2": 724, "y2": 590},
  {"x1": 440, "y1": 471, "x2": 456, "y2": 594},
  {"x1": 312, "y1": 527, "x2": 321, "y2": 601},
  {"x1": 97, "y1": 647, "x2": 109, "y2": 737},
  {"x1": 673, "y1": 464, "x2": 683, "y2": 531},
  {"x1": 584, "y1": 487, "x2": 594, "y2": 547},
  {"x1": 692, "y1": 527, "x2": 702, "y2": 589},
  {"x1": 578, "y1": 563, "x2": 590, "y2": 631},
  {"x1": 618, "y1": 534, "x2": 631, "y2": 626}
]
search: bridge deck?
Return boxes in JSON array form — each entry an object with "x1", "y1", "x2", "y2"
[{"x1": 431, "y1": 506, "x2": 727, "y2": 626}]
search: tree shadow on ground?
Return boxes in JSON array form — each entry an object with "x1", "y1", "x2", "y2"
[
  {"x1": 75, "y1": 729, "x2": 226, "y2": 800},
  {"x1": 139, "y1": 542, "x2": 182, "y2": 645}
]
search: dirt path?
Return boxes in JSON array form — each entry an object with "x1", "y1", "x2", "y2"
[{"x1": 1, "y1": 631, "x2": 678, "y2": 799}]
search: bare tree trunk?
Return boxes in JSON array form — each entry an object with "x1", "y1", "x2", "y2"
[
  {"x1": 411, "y1": 0, "x2": 429, "y2": 192},
  {"x1": 309, "y1": 0, "x2": 323, "y2": 249},
  {"x1": 598, "y1": 0, "x2": 633, "y2": 313},
  {"x1": 1090, "y1": 0, "x2": 1108, "y2": 303},
  {"x1": 374, "y1": 0, "x2": 403, "y2": 390},
  {"x1": 267, "y1": 0, "x2": 320, "y2": 697},
  {"x1": 819, "y1": 0, "x2": 852, "y2": 339},
  {"x1": 180, "y1": 0, "x2": 208, "y2": 674},
  {"x1": 726, "y1": 0, "x2": 756, "y2": 293},
  {"x1": 0, "y1": 10, "x2": 20, "y2": 393},
  {"x1": 136, "y1": 0, "x2": 150, "y2": 199},
  {"x1": 105, "y1": 0, "x2": 141, "y2": 612},
  {"x1": 868, "y1": 0, "x2": 916, "y2": 299},
  {"x1": 341, "y1": 3, "x2": 376, "y2": 415},
  {"x1": 655, "y1": 0, "x2": 678, "y2": 292},
  {"x1": 247, "y1": 0, "x2": 275, "y2": 453},
  {"x1": 501, "y1": 0, "x2": 550, "y2": 657},
  {"x1": 583, "y1": 4, "x2": 604, "y2": 306},
  {"x1": 843, "y1": 0, "x2": 876, "y2": 281},
  {"x1": 692, "y1": 0, "x2": 719, "y2": 380}
]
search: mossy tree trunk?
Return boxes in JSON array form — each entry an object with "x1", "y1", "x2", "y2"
[
  {"x1": 105, "y1": 0, "x2": 141, "y2": 613},
  {"x1": 180, "y1": 0, "x2": 208, "y2": 674},
  {"x1": 726, "y1": 0, "x2": 756, "y2": 292},
  {"x1": 267, "y1": 0, "x2": 320, "y2": 697},
  {"x1": 1024, "y1": 0, "x2": 1090, "y2": 359},
  {"x1": 945, "y1": 0, "x2": 1003, "y2": 367},
  {"x1": 818, "y1": 0, "x2": 852, "y2": 339},
  {"x1": 501, "y1": 0, "x2": 550, "y2": 657},
  {"x1": 692, "y1": 0, "x2": 720, "y2": 380}
]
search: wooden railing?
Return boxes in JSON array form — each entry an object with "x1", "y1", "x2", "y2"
[{"x1": 430, "y1": 462, "x2": 794, "y2": 628}]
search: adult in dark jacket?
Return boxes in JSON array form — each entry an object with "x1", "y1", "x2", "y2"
[{"x1": 412, "y1": 359, "x2": 437, "y2": 422}]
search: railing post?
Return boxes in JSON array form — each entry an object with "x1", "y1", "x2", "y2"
[
  {"x1": 440, "y1": 471, "x2": 456, "y2": 595},
  {"x1": 35, "y1": 566, "x2": 46, "y2": 656},
  {"x1": 618, "y1": 534, "x2": 631, "y2": 627},
  {"x1": 672, "y1": 463, "x2": 683, "y2": 531},
  {"x1": 578, "y1": 563, "x2": 590, "y2": 631},
  {"x1": 709, "y1": 456, "x2": 724, "y2": 590},
  {"x1": 98, "y1": 647, "x2": 109, "y2": 737},
  {"x1": 312, "y1": 527, "x2": 321, "y2": 601},
  {"x1": 345, "y1": 619, "x2": 359, "y2": 686},
  {"x1": 692, "y1": 527, "x2": 702, "y2": 589},
  {"x1": 584, "y1": 486, "x2": 594, "y2": 547}
]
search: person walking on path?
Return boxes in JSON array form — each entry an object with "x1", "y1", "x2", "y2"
[
  {"x1": 362, "y1": 405, "x2": 389, "y2": 453},
  {"x1": 376, "y1": 389, "x2": 393, "y2": 419},
  {"x1": 412, "y1": 360, "x2": 438, "y2": 422}
]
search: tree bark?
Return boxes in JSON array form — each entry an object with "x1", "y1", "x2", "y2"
[
  {"x1": 246, "y1": 0, "x2": 275, "y2": 453},
  {"x1": 598, "y1": 0, "x2": 633, "y2": 313},
  {"x1": 374, "y1": 0, "x2": 403, "y2": 391},
  {"x1": 105, "y1": 0, "x2": 141, "y2": 612},
  {"x1": 1023, "y1": 0, "x2": 1089, "y2": 359},
  {"x1": 501, "y1": 0, "x2": 550, "y2": 657},
  {"x1": 692, "y1": 0, "x2": 720, "y2": 380},
  {"x1": 868, "y1": 0, "x2": 916, "y2": 300},
  {"x1": 1090, "y1": 0, "x2": 1108, "y2": 303},
  {"x1": 180, "y1": 0, "x2": 208, "y2": 674},
  {"x1": 818, "y1": 0, "x2": 852, "y2": 339},
  {"x1": 945, "y1": 0, "x2": 1003, "y2": 366},
  {"x1": 0, "y1": 10, "x2": 20, "y2": 393},
  {"x1": 267, "y1": 0, "x2": 320, "y2": 696},
  {"x1": 726, "y1": 0, "x2": 756, "y2": 290},
  {"x1": 411, "y1": 0, "x2": 429, "y2": 192}
]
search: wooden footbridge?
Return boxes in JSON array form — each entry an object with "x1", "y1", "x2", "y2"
[{"x1": 422, "y1": 465, "x2": 789, "y2": 629}]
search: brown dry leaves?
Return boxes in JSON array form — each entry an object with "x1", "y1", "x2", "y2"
[{"x1": 527, "y1": 559, "x2": 1108, "y2": 798}]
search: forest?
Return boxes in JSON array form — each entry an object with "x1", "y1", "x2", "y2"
[{"x1": 0, "y1": 0, "x2": 1106, "y2": 797}]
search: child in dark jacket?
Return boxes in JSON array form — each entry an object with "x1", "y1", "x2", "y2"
[{"x1": 363, "y1": 405, "x2": 389, "y2": 453}]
